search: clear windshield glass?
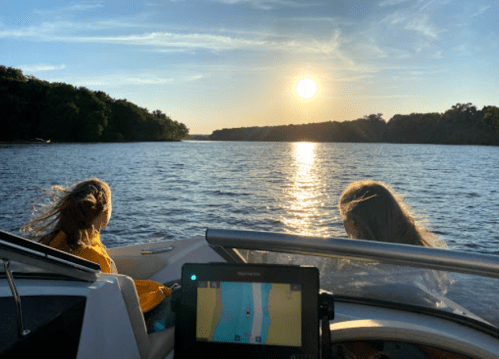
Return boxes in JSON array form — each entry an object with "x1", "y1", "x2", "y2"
[
  {"x1": 240, "y1": 249, "x2": 499, "y2": 329},
  {"x1": 0, "y1": 259, "x2": 52, "y2": 275}
]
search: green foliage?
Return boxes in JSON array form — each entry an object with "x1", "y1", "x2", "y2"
[
  {"x1": 445, "y1": 102, "x2": 477, "y2": 115},
  {"x1": 211, "y1": 118, "x2": 389, "y2": 142},
  {"x1": 210, "y1": 103, "x2": 499, "y2": 145},
  {"x1": 0, "y1": 65, "x2": 189, "y2": 142},
  {"x1": 363, "y1": 113, "x2": 385, "y2": 123},
  {"x1": 0, "y1": 65, "x2": 27, "y2": 82},
  {"x1": 483, "y1": 106, "x2": 499, "y2": 131}
]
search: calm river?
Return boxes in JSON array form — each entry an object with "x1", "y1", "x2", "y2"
[
  {"x1": 2, "y1": 141, "x2": 499, "y2": 324},
  {"x1": 1, "y1": 141, "x2": 498, "y2": 254}
]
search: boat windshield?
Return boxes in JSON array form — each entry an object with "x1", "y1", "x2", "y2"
[
  {"x1": 0, "y1": 259, "x2": 50, "y2": 275},
  {"x1": 0, "y1": 230, "x2": 100, "y2": 282},
  {"x1": 0, "y1": 258, "x2": 91, "y2": 282},
  {"x1": 239, "y1": 249, "x2": 499, "y2": 330}
]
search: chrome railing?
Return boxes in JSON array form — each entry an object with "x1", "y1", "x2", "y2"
[
  {"x1": 206, "y1": 229, "x2": 499, "y2": 279},
  {"x1": 3, "y1": 259, "x2": 30, "y2": 338}
]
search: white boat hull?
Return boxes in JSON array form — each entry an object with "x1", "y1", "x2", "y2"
[{"x1": 2, "y1": 233, "x2": 499, "y2": 358}]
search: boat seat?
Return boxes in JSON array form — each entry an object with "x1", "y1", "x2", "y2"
[
  {"x1": 113, "y1": 274, "x2": 175, "y2": 359},
  {"x1": 112, "y1": 256, "x2": 168, "y2": 280}
]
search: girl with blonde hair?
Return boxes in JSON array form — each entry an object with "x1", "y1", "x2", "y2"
[
  {"x1": 22, "y1": 178, "x2": 116, "y2": 271},
  {"x1": 337, "y1": 180, "x2": 450, "y2": 298},
  {"x1": 339, "y1": 180, "x2": 445, "y2": 248},
  {"x1": 22, "y1": 178, "x2": 173, "y2": 333}
]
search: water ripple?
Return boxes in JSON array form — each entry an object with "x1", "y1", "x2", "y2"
[{"x1": 0, "y1": 142, "x2": 498, "y2": 256}]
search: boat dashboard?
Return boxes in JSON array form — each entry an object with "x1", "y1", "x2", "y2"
[
  {"x1": 2, "y1": 229, "x2": 499, "y2": 358},
  {"x1": 169, "y1": 261, "x2": 499, "y2": 359}
]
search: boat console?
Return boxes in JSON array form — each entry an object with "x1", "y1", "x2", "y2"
[
  {"x1": 172, "y1": 262, "x2": 334, "y2": 359},
  {"x1": 2, "y1": 228, "x2": 499, "y2": 359},
  {"x1": 169, "y1": 261, "x2": 483, "y2": 359}
]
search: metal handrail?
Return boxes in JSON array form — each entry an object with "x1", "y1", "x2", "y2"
[
  {"x1": 3, "y1": 259, "x2": 30, "y2": 338},
  {"x1": 205, "y1": 229, "x2": 499, "y2": 279}
]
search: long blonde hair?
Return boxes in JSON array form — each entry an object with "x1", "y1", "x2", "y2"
[
  {"x1": 339, "y1": 180, "x2": 445, "y2": 248},
  {"x1": 21, "y1": 178, "x2": 111, "y2": 250}
]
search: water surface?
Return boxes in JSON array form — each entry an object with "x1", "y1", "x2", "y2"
[
  {"x1": 2, "y1": 141, "x2": 499, "y2": 325},
  {"x1": 1, "y1": 141, "x2": 497, "y2": 254}
]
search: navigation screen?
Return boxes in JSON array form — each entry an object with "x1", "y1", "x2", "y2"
[{"x1": 196, "y1": 281, "x2": 302, "y2": 347}]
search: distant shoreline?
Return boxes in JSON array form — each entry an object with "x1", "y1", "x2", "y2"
[
  {"x1": 0, "y1": 139, "x2": 186, "y2": 145},
  {"x1": 207, "y1": 104, "x2": 499, "y2": 146},
  {"x1": 2, "y1": 140, "x2": 496, "y2": 147},
  {"x1": 1, "y1": 65, "x2": 189, "y2": 143},
  {"x1": 0, "y1": 139, "x2": 51, "y2": 144},
  {"x1": 186, "y1": 134, "x2": 211, "y2": 141}
]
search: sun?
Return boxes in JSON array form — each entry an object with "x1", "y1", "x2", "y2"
[{"x1": 296, "y1": 77, "x2": 318, "y2": 99}]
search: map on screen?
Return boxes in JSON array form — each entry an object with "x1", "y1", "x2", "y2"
[{"x1": 196, "y1": 281, "x2": 302, "y2": 347}]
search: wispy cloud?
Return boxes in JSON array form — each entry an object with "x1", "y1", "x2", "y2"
[
  {"x1": 0, "y1": 14, "x2": 159, "y2": 39},
  {"x1": 367, "y1": 0, "x2": 452, "y2": 58},
  {"x1": 1, "y1": 13, "x2": 383, "y2": 80},
  {"x1": 360, "y1": 94, "x2": 413, "y2": 99},
  {"x1": 332, "y1": 74, "x2": 376, "y2": 83},
  {"x1": 19, "y1": 64, "x2": 66, "y2": 72},
  {"x1": 127, "y1": 77, "x2": 174, "y2": 85},
  {"x1": 76, "y1": 32, "x2": 268, "y2": 51},
  {"x1": 283, "y1": 16, "x2": 354, "y2": 27},
  {"x1": 65, "y1": 2, "x2": 104, "y2": 11},
  {"x1": 380, "y1": 10, "x2": 442, "y2": 39},
  {"x1": 0, "y1": 22, "x2": 345, "y2": 56},
  {"x1": 184, "y1": 74, "x2": 204, "y2": 82},
  {"x1": 1, "y1": 0, "x2": 454, "y2": 83},
  {"x1": 33, "y1": 1, "x2": 103, "y2": 15},
  {"x1": 212, "y1": 0, "x2": 314, "y2": 10},
  {"x1": 470, "y1": 5, "x2": 491, "y2": 18},
  {"x1": 404, "y1": 15, "x2": 439, "y2": 39},
  {"x1": 67, "y1": 73, "x2": 174, "y2": 88},
  {"x1": 351, "y1": 43, "x2": 387, "y2": 58},
  {"x1": 432, "y1": 50, "x2": 443, "y2": 59},
  {"x1": 379, "y1": 0, "x2": 412, "y2": 6}
]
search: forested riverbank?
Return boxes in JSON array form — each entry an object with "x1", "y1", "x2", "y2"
[
  {"x1": 0, "y1": 65, "x2": 189, "y2": 142},
  {"x1": 210, "y1": 104, "x2": 499, "y2": 145},
  {"x1": 3, "y1": 65, "x2": 499, "y2": 145}
]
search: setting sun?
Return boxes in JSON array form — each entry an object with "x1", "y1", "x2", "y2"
[{"x1": 296, "y1": 77, "x2": 318, "y2": 99}]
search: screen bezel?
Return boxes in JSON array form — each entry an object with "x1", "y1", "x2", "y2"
[{"x1": 175, "y1": 262, "x2": 319, "y2": 359}]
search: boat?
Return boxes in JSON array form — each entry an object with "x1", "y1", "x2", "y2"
[{"x1": 1, "y1": 227, "x2": 499, "y2": 358}]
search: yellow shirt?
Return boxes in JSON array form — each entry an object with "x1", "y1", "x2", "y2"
[
  {"x1": 50, "y1": 231, "x2": 171, "y2": 313},
  {"x1": 50, "y1": 230, "x2": 112, "y2": 273}
]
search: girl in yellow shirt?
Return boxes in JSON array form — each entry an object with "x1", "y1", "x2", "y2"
[{"x1": 22, "y1": 177, "x2": 173, "y2": 332}]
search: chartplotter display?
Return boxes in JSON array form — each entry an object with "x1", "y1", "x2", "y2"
[
  {"x1": 196, "y1": 281, "x2": 302, "y2": 346},
  {"x1": 175, "y1": 263, "x2": 319, "y2": 359}
]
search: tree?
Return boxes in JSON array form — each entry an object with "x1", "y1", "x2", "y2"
[
  {"x1": 484, "y1": 106, "x2": 499, "y2": 131},
  {"x1": 0, "y1": 65, "x2": 27, "y2": 82},
  {"x1": 71, "y1": 87, "x2": 109, "y2": 141},
  {"x1": 446, "y1": 103, "x2": 477, "y2": 115},
  {"x1": 1, "y1": 64, "x2": 190, "y2": 142},
  {"x1": 363, "y1": 113, "x2": 385, "y2": 122}
]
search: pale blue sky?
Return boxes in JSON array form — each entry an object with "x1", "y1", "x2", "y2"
[{"x1": 1, "y1": 0, "x2": 498, "y2": 134}]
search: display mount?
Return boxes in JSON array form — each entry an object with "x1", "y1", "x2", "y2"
[{"x1": 172, "y1": 262, "x2": 324, "y2": 359}]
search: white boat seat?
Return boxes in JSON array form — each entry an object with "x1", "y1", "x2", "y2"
[
  {"x1": 113, "y1": 256, "x2": 168, "y2": 280},
  {"x1": 114, "y1": 274, "x2": 175, "y2": 359}
]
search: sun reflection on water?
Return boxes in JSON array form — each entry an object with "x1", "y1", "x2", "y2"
[{"x1": 281, "y1": 142, "x2": 328, "y2": 237}]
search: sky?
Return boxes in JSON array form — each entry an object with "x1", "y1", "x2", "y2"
[{"x1": 1, "y1": 0, "x2": 498, "y2": 134}]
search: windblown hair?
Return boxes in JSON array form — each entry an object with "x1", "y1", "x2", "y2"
[
  {"x1": 339, "y1": 180, "x2": 445, "y2": 248},
  {"x1": 21, "y1": 178, "x2": 111, "y2": 251}
]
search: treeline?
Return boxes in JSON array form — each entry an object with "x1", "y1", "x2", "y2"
[
  {"x1": 0, "y1": 65, "x2": 189, "y2": 142},
  {"x1": 186, "y1": 134, "x2": 211, "y2": 140},
  {"x1": 210, "y1": 104, "x2": 499, "y2": 145}
]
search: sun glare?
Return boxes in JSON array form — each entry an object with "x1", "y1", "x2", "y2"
[
  {"x1": 280, "y1": 142, "x2": 327, "y2": 237},
  {"x1": 296, "y1": 77, "x2": 318, "y2": 99}
]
